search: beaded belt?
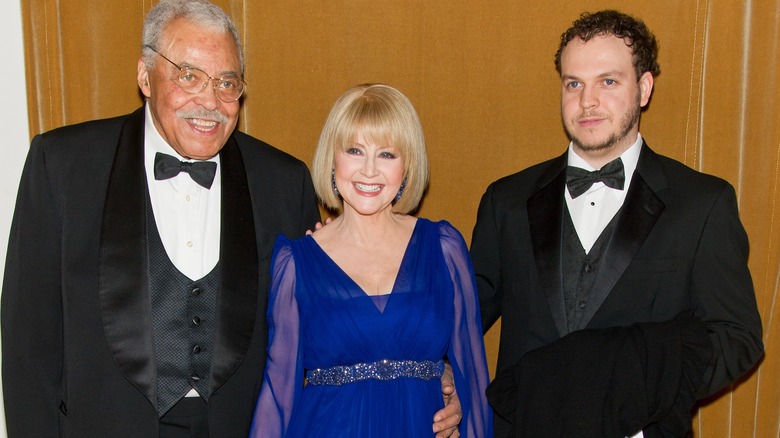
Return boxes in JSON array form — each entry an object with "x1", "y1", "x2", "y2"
[{"x1": 306, "y1": 359, "x2": 445, "y2": 386}]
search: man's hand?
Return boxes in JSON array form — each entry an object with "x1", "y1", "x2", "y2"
[
  {"x1": 433, "y1": 363, "x2": 461, "y2": 437},
  {"x1": 305, "y1": 217, "x2": 333, "y2": 235}
]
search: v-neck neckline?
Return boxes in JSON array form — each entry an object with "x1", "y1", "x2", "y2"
[{"x1": 305, "y1": 218, "x2": 421, "y2": 313}]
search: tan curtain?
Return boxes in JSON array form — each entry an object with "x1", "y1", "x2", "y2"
[{"x1": 21, "y1": 0, "x2": 780, "y2": 435}]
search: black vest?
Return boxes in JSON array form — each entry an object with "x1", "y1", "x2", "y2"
[
  {"x1": 561, "y1": 206, "x2": 620, "y2": 333},
  {"x1": 146, "y1": 196, "x2": 219, "y2": 417}
]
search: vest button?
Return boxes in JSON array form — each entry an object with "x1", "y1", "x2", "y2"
[
  {"x1": 193, "y1": 345, "x2": 202, "y2": 354},
  {"x1": 192, "y1": 316, "x2": 201, "y2": 325},
  {"x1": 191, "y1": 287, "x2": 201, "y2": 297},
  {"x1": 191, "y1": 374, "x2": 200, "y2": 382}
]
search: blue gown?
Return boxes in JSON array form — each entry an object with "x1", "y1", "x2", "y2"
[{"x1": 249, "y1": 218, "x2": 492, "y2": 437}]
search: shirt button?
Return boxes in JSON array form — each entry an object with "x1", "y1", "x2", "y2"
[
  {"x1": 186, "y1": 241, "x2": 193, "y2": 248},
  {"x1": 193, "y1": 346, "x2": 202, "y2": 354},
  {"x1": 185, "y1": 195, "x2": 191, "y2": 202},
  {"x1": 192, "y1": 316, "x2": 201, "y2": 325}
]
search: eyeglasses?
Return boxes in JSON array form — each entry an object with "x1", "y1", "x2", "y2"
[{"x1": 144, "y1": 45, "x2": 246, "y2": 102}]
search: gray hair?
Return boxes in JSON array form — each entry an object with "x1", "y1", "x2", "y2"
[{"x1": 141, "y1": 0, "x2": 244, "y2": 73}]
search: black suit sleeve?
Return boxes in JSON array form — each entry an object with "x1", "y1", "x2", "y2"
[
  {"x1": 470, "y1": 183, "x2": 503, "y2": 333},
  {"x1": 691, "y1": 184, "x2": 763, "y2": 397},
  {"x1": 2, "y1": 135, "x2": 64, "y2": 438},
  {"x1": 297, "y1": 162, "x2": 321, "y2": 236}
]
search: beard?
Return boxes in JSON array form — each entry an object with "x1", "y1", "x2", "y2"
[{"x1": 564, "y1": 94, "x2": 641, "y2": 153}]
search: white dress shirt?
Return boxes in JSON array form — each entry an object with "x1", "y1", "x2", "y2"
[
  {"x1": 143, "y1": 104, "x2": 221, "y2": 281},
  {"x1": 564, "y1": 133, "x2": 643, "y2": 254}
]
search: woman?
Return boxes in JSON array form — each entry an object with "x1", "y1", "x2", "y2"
[{"x1": 249, "y1": 84, "x2": 492, "y2": 437}]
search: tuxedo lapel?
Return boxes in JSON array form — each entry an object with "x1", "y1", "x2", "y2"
[
  {"x1": 529, "y1": 154, "x2": 569, "y2": 337},
  {"x1": 98, "y1": 108, "x2": 157, "y2": 408},
  {"x1": 580, "y1": 144, "x2": 666, "y2": 328},
  {"x1": 97, "y1": 110, "x2": 259, "y2": 404},
  {"x1": 209, "y1": 137, "x2": 258, "y2": 393}
]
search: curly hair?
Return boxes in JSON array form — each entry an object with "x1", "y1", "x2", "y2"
[{"x1": 554, "y1": 10, "x2": 660, "y2": 80}]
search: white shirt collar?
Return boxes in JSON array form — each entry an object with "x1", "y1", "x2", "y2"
[{"x1": 566, "y1": 132, "x2": 643, "y2": 186}]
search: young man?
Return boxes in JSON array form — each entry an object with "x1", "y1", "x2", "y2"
[{"x1": 472, "y1": 10, "x2": 763, "y2": 437}]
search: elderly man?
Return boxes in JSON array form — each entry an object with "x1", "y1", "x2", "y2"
[
  {"x1": 2, "y1": 1, "x2": 460, "y2": 436},
  {"x1": 472, "y1": 10, "x2": 764, "y2": 438}
]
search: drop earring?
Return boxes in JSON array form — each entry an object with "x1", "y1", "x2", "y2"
[
  {"x1": 394, "y1": 177, "x2": 407, "y2": 203},
  {"x1": 331, "y1": 168, "x2": 340, "y2": 196}
]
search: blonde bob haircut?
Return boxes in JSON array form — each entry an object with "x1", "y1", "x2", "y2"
[{"x1": 312, "y1": 84, "x2": 429, "y2": 214}]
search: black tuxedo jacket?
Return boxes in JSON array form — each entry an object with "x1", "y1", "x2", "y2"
[
  {"x1": 471, "y1": 143, "x2": 763, "y2": 437},
  {"x1": 1, "y1": 108, "x2": 320, "y2": 437}
]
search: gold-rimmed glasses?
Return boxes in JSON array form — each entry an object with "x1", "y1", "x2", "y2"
[{"x1": 144, "y1": 45, "x2": 246, "y2": 102}]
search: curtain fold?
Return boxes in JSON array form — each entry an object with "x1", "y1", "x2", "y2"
[{"x1": 19, "y1": 0, "x2": 780, "y2": 435}]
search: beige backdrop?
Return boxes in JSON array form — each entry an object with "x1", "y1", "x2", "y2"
[{"x1": 21, "y1": 0, "x2": 780, "y2": 435}]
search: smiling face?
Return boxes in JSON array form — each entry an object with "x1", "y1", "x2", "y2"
[
  {"x1": 333, "y1": 131, "x2": 405, "y2": 217},
  {"x1": 137, "y1": 17, "x2": 241, "y2": 160},
  {"x1": 560, "y1": 34, "x2": 653, "y2": 166}
]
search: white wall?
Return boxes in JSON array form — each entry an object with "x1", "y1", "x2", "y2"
[{"x1": 0, "y1": 0, "x2": 31, "y2": 436}]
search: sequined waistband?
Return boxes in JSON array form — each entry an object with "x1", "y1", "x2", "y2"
[{"x1": 306, "y1": 359, "x2": 445, "y2": 386}]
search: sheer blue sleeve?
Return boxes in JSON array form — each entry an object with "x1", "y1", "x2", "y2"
[
  {"x1": 438, "y1": 222, "x2": 493, "y2": 437},
  {"x1": 249, "y1": 236, "x2": 303, "y2": 437}
]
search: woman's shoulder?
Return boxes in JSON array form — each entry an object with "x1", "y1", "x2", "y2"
[
  {"x1": 416, "y1": 217, "x2": 468, "y2": 247},
  {"x1": 417, "y1": 217, "x2": 462, "y2": 235},
  {"x1": 272, "y1": 233, "x2": 314, "y2": 260},
  {"x1": 271, "y1": 234, "x2": 294, "y2": 262},
  {"x1": 273, "y1": 233, "x2": 295, "y2": 250}
]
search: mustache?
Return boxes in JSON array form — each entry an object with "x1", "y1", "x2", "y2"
[
  {"x1": 176, "y1": 108, "x2": 229, "y2": 124},
  {"x1": 577, "y1": 111, "x2": 608, "y2": 120}
]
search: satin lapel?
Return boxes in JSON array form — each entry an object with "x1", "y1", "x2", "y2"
[
  {"x1": 98, "y1": 108, "x2": 157, "y2": 408},
  {"x1": 529, "y1": 155, "x2": 568, "y2": 337},
  {"x1": 580, "y1": 145, "x2": 666, "y2": 328},
  {"x1": 210, "y1": 136, "x2": 258, "y2": 393}
]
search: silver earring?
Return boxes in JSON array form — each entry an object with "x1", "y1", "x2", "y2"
[
  {"x1": 331, "y1": 168, "x2": 340, "y2": 196},
  {"x1": 394, "y1": 177, "x2": 407, "y2": 203}
]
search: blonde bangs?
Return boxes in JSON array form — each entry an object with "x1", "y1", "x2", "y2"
[{"x1": 312, "y1": 84, "x2": 429, "y2": 213}]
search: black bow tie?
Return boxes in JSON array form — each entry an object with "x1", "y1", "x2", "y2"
[
  {"x1": 154, "y1": 152, "x2": 217, "y2": 189},
  {"x1": 566, "y1": 157, "x2": 625, "y2": 198}
]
